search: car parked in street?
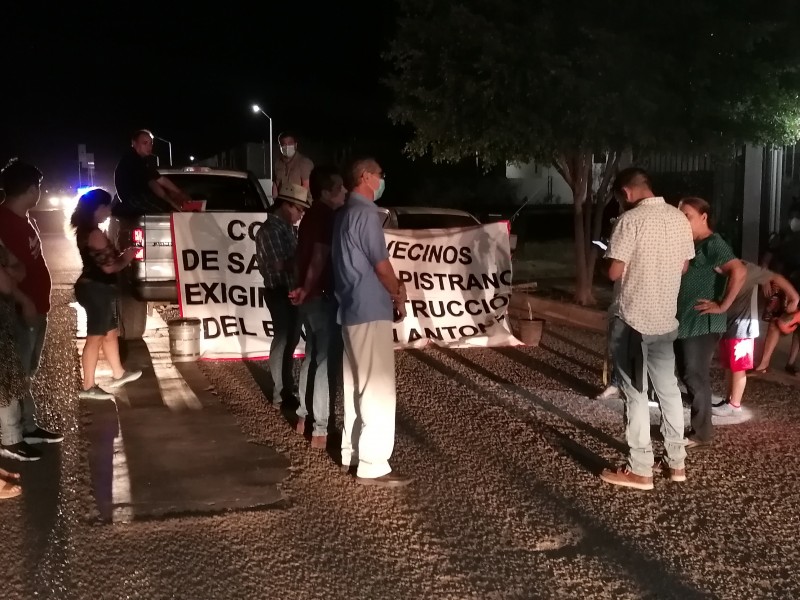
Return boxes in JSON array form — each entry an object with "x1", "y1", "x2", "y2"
[{"x1": 380, "y1": 206, "x2": 517, "y2": 252}]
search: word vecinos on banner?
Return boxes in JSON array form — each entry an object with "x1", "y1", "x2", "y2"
[{"x1": 171, "y1": 213, "x2": 521, "y2": 359}]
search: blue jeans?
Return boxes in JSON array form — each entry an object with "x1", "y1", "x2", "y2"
[
  {"x1": 611, "y1": 320, "x2": 686, "y2": 476},
  {"x1": 297, "y1": 296, "x2": 342, "y2": 436},
  {"x1": 675, "y1": 334, "x2": 719, "y2": 443},
  {"x1": 265, "y1": 288, "x2": 302, "y2": 405},
  {"x1": 0, "y1": 313, "x2": 48, "y2": 445}
]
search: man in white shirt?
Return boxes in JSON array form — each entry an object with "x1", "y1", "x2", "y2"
[{"x1": 600, "y1": 168, "x2": 695, "y2": 491}]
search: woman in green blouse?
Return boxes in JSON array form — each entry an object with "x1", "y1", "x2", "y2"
[{"x1": 676, "y1": 197, "x2": 746, "y2": 449}]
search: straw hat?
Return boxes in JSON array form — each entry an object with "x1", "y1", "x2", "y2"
[{"x1": 276, "y1": 182, "x2": 311, "y2": 210}]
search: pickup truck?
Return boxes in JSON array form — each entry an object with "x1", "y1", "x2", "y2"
[
  {"x1": 108, "y1": 167, "x2": 271, "y2": 339},
  {"x1": 108, "y1": 173, "x2": 507, "y2": 340}
]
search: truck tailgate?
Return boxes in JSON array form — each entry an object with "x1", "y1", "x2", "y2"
[{"x1": 138, "y1": 215, "x2": 175, "y2": 281}]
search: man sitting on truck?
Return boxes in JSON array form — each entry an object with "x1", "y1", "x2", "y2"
[{"x1": 113, "y1": 130, "x2": 190, "y2": 214}]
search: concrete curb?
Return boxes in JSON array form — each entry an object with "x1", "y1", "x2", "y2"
[{"x1": 509, "y1": 292, "x2": 606, "y2": 333}]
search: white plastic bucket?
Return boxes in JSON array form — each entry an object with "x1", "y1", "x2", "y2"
[{"x1": 168, "y1": 318, "x2": 201, "y2": 362}]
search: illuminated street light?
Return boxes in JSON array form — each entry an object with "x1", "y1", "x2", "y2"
[
  {"x1": 250, "y1": 103, "x2": 273, "y2": 186},
  {"x1": 189, "y1": 155, "x2": 195, "y2": 162}
]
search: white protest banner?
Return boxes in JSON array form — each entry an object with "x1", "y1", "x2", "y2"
[
  {"x1": 172, "y1": 213, "x2": 521, "y2": 359},
  {"x1": 172, "y1": 212, "x2": 302, "y2": 359},
  {"x1": 387, "y1": 222, "x2": 521, "y2": 348}
]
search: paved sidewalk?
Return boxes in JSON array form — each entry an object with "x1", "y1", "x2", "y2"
[{"x1": 77, "y1": 310, "x2": 290, "y2": 522}]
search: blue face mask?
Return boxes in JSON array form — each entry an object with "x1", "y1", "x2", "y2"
[{"x1": 374, "y1": 176, "x2": 385, "y2": 201}]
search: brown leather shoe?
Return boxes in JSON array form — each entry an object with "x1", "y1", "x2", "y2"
[
  {"x1": 355, "y1": 471, "x2": 414, "y2": 488},
  {"x1": 599, "y1": 466, "x2": 654, "y2": 490},
  {"x1": 310, "y1": 435, "x2": 326, "y2": 449},
  {"x1": 295, "y1": 419, "x2": 305, "y2": 435},
  {"x1": 665, "y1": 466, "x2": 686, "y2": 482},
  {"x1": 654, "y1": 460, "x2": 686, "y2": 482}
]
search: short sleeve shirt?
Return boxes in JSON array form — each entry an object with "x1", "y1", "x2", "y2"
[
  {"x1": 295, "y1": 200, "x2": 335, "y2": 298},
  {"x1": 114, "y1": 148, "x2": 161, "y2": 202},
  {"x1": 725, "y1": 262, "x2": 772, "y2": 340},
  {"x1": 606, "y1": 197, "x2": 695, "y2": 336},
  {"x1": 274, "y1": 153, "x2": 314, "y2": 191},
  {"x1": 0, "y1": 205, "x2": 52, "y2": 314},
  {"x1": 677, "y1": 233, "x2": 737, "y2": 339},
  {"x1": 332, "y1": 193, "x2": 392, "y2": 326}
]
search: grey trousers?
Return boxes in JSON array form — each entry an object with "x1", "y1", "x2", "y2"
[{"x1": 611, "y1": 319, "x2": 687, "y2": 476}]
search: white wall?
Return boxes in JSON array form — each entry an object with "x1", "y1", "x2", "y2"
[{"x1": 505, "y1": 161, "x2": 573, "y2": 205}]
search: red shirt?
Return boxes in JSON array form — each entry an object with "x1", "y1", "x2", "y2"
[
  {"x1": 295, "y1": 200, "x2": 335, "y2": 298},
  {"x1": 0, "y1": 205, "x2": 52, "y2": 314}
]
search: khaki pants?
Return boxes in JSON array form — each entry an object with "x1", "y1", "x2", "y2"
[{"x1": 340, "y1": 320, "x2": 395, "y2": 479}]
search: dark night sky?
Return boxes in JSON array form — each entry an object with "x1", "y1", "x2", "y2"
[{"x1": 1, "y1": 1, "x2": 399, "y2": 191}]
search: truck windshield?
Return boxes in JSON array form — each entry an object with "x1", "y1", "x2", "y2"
[{"x1": 163, "y1": 174, "x2": 266, "y2": 211}]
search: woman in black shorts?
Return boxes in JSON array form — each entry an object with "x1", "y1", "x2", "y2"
[{"x1": 70, "y1": 189, "x2": 142, "y2": 400}]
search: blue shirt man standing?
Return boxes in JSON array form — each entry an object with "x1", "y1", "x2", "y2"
[{"x1": 332, "y1": 157, "x2": 412, "y2": 488}]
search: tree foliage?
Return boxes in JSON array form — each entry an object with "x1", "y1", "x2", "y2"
[
  {"x1": 386, "y1": 0, "x2": 800, "y2": 303},
  {"x1": 388, "y1": 0, "x2": 800, "y2": 160}
]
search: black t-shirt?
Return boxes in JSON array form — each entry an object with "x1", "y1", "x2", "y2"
[{"x1": 113, "y1": 149, "x2": 170, "y2": 214}]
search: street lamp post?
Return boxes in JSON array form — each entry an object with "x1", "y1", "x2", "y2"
[
  {"x1": 251, "y1": 104, "x2": 273, "y2": 185},
  {"x1": 152, "y1": 134, "x2": 173, "y2": 166}
]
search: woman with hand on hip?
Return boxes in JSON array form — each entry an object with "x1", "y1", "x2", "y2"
[
  {"x1": 675, "y1": 197, "x2": 746, "y2": 449},
  {"x1": 70, "y1": 189, "x2": 142, "y2": 400}
]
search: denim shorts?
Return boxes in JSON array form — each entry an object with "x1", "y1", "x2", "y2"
[{"x1": 75, "y1": 279, "x2": 119, "y2": 336}]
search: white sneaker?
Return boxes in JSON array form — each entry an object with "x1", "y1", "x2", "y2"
[
  {"x1": 78, "y1": 385, "x2": 115, "y2": 400},
  {"x1": 108, "y1": 370, "x2": 143, "y2": 389},
  {"x1": 595, "y1": 385, "x2": 621, "y2": 401},
  {"x1": 712, "y1": 403, "x2": 743, "y2": 417}
]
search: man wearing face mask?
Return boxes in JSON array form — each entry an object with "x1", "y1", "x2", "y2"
[
  {"x1": 256, "y1": 182, "x2": 310, "y2": 408},
  {"x1": 271, "y1": 132, "x2": 314, "y2": 199},
  {"x1": 332, "y1": 157, "x2": 411, "y2": 488}
]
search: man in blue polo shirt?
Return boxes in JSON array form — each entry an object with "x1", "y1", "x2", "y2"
[{"x1": 332, "y1": 157, "x2": 412, "y2": 488}]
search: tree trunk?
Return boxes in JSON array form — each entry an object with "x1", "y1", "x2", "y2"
[
  {"x1": 572, "y1": 157, "x2": 595, "y2": 306},
  {"x1": 553, "y1": 149, "x2": 630, "y2": 307},
  {"x1": 585, "y1": 151, "x2": 620, "y2": 283},
  {"x1": 554, "y1": 151, "x2": 595, "y2": 306}
]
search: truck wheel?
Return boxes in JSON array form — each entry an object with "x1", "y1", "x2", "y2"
[{"x1": 118, "y1": 293, "x2": 148, "y2": 340}]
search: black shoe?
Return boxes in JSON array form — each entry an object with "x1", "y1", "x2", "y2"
[
  {"x1": 0, "y1": 441, "x2": 43, "y2": 461},
  {"x1": 355, "y1": 471, "x2": 414, "y2": 488},
  {"x1": 686, "y1": 437, "x2": 712, "y2": 450},
  {"x1": 23, "y1": 427, "x2": 64, "y2": 444}
]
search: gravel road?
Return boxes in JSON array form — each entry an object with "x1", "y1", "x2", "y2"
[{"x1": 3, "y1": 283, "x2": 800, "y2": 599}]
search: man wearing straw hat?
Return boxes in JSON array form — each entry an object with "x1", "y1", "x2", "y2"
[{"x1": 256, "y1": 182, "x2": 310, "y2": 409}]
